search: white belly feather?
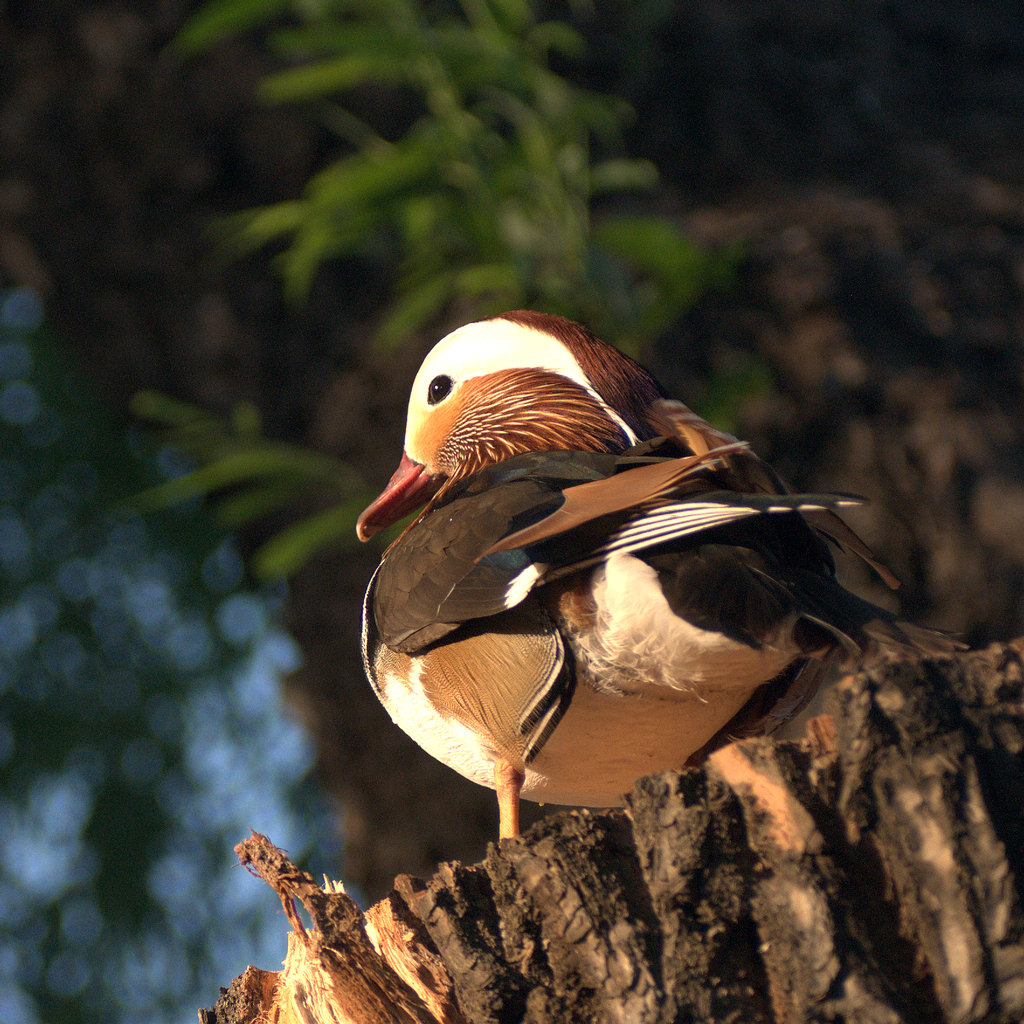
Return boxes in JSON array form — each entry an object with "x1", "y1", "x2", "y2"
[
  {"x1": 377, "y1": 659, "x2": 500, "y2": 791},
  {"x1": 379, "y1": 553, "x2": 800, "y2": 808},
  {"x1": 576, "y1": 552, "x2": 797, "y2": 696},
  {"x1": 523, "y1": 554, "x2": 799, "y2": 805}
]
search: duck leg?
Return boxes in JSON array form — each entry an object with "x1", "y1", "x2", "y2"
[{"x1": 494, "y1": 760, "x2": 525, "y2": 839}]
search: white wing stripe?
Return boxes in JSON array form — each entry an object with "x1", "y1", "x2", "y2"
[
  {"x1": 501, "y1": 563, "x2": 544, "y2": 609},
  {"x1": 501, "y1": 497, "x2": 849, "y2": 603},
  {"x1": 595, "y1": 504, "x2": 760, "y2": 558},
  {"x1": 591, "y1": 497, "x2": 851, "y2": 560}
]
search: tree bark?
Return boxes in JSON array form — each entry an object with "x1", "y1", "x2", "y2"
[{"x1": 201, "y1": 640, "x2": 1024, "y2": 1024}]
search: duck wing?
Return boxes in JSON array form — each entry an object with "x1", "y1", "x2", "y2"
[{"x1": 370, "y1": 448, "x2": 860, "y2": 654}]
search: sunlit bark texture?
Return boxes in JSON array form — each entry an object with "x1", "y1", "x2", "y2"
[{"x1": 202, "y1": 640, "x2": 1024, "y2": 1024}]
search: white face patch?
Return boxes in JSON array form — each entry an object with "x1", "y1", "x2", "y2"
[{"x1": 404, "y1": 319, "x2": 637, "y2": 462}]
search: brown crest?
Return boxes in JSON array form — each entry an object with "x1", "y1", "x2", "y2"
[{"x1": 491, "y1": 311, "x2": 667, "y2": 441}]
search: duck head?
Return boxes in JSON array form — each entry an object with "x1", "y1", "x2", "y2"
[{"x1": 356, "y1": 311, "x2": 667, "y2": 540}]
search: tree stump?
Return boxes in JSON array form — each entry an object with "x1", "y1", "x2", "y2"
[{"x1": 200, "y1": 640, "x2": 1024, "y2": 1024}]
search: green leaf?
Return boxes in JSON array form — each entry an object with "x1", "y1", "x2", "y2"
[
  {"x1": 213, "y1": 202, "x2": 307, "y2": 260},
  {"x1": 252, "y1": 496, "x2": 370, "y2": 577},
  {"x1": 278, "y1": 219, "x2": 344, "y2": 302},
  {"x1": 268, "y1": 22, "x2": 416, "y2": 61},
  {"x1": 589, "y1": 158, "x2": 658, "y2": 195},
  {"x1": 258, "y1": 55, "x2": 400, "y2": 103},
  {"x1": 453, "y1": 262, "x2": 522, "y2": 298},
  {"x1": 133, "y1": 453, "x2": 294, "y2": 512},
  {"x1": 305, "y1": 138, "x2": 438, "y2": 212},
  {"x1": 213, "y1": 481, "x2": 306, "y2": 527},
  {"x1": 134, "y1": 443, "x2": 362, "y2": 510},
  {"x1": 176, "y1": 0, "x2": 709, "y2": 361},
  {"x1": 374, "y1": 274, "x2": 456, "y2": 350},
  {"x1": 130, "y1": 389, "x2": 211, "y2": 428},
  {"x1": 594, "y1": 215, "x2": 711, "y2": 298},
  {"x1": 698, "y1": 358, "x2": 776, "y2": 435},
  {"x1": 526, "y1": 20, "x2": 584, "y2": 57},
  {"x1": 174, "y1": 0, "x2": 292, "y2": 54},
  {"x1": 230, "y1": 401, "x2": 263, "y2": 439}
]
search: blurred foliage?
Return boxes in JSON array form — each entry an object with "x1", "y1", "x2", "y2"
[
  {"x1": 695, "y1": 355, "x2": 775, "y2": 437},
  {"x1": 130, "y1": 390, "x2": 373, "y2": 579},
  {"x1": 175, "y1": 0, "x2": 732, "y2": 354},
  {"x1": 146, "y1": 0, "x2": 742, "y2": 576},
  {"x1": 0, "y1": 288, "x2": 330, "y2": 1024}
]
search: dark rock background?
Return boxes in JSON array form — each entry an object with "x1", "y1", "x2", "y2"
[{"x1": 3, "y1": 0, "x2": 1022, "y2": 897}]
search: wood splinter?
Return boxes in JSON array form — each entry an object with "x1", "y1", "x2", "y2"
[{"x1": 222, "y1": 832, "x2": 464, "y2": 1024}]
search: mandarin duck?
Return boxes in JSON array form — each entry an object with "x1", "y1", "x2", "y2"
[{"x1": 357, "y1": 311, "x2": 957, "y2": 839}]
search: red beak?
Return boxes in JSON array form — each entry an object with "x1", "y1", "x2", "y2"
[{"x1": 356, "y1": 452, "x2": 443, "y2": 541}]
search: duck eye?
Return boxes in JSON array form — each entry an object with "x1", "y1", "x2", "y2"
[{"x1": 427, "y1": 375, "x2": 453, "y2": 406}]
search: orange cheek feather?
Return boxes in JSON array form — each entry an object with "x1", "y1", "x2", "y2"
[{"x1": 407, "y1": 395, "x2": 461, "y2": 474}]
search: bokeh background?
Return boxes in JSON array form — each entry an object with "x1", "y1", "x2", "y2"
[{"x1": 2, "y1": 2, "x2": 1023, "y2": 1021}]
